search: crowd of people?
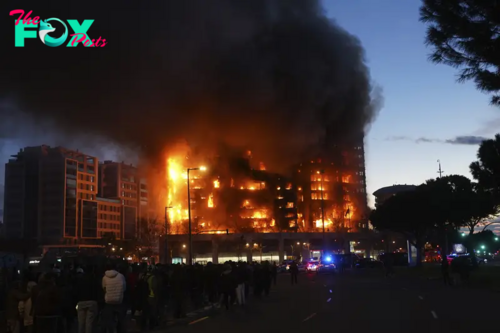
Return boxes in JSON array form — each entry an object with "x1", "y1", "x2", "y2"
[{"x1": 0, "y1": 259, "x2": 280, "y2": 333}]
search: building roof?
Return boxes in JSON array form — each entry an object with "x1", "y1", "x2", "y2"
[
  {"x1": 373, "y1": 184, "x2": 417, "y2": 197},
  {"x1": 96, "y1": 197, "x2": 121, "y2": 204}
]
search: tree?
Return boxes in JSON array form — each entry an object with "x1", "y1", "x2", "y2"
[
  {"x1": 134, "y1": 218, "x2": 164, "y2": 257},
  {"x1": 420, "y1": 0, "x2": 500, "y2": 105},
  {"x1": 470, "y1": 134, "x2": 500, "y2": 197},
  {"x1": 458, "y1": 184, "x2": 498, "y2": 234},
  {"x1": 424, "y1": 175, "x2": 498, "y2": 235},
  {"x1": 370, "y1": 187, "x2": 433, "y2": 266}
]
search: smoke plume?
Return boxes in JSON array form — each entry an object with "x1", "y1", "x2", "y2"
[{"x1": 0, "y1": 0, "x2": 381, "y2": 171}]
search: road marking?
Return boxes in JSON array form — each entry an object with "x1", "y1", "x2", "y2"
[
  {"x1": 302, "y1": 313, "x2": 317, "y2": 322},
  {"x1": 327, "y1": 298, "x2": 331, "y2": 302},
  {"x1": 418, "y1": 296, "x2": 424, "y2": 300},
  {"x1": 323, "y1": 284, "x2": 327, "y2": 287},
  {"x1": 189, "y1": 316, "x2": 209, "y2": 325},
  {"x1": 431, "y1": 311, "x2": 438, "y2": 319}
]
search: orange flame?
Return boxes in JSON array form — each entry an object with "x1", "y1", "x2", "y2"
[{"x1": 208, "y1": 193, "x2": 214, "y2": 208}]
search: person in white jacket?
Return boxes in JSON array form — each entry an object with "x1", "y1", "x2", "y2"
[{"x1": 101, "y1": 264, "x2": 126, "y2": 332}]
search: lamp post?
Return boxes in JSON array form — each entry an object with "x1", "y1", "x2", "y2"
[
  {"x1": 164, "y1": 206, "x2": 172, "y2": 264},
  {"x1": 187, "y1": 166, "x2": 206, "y2": 265}
]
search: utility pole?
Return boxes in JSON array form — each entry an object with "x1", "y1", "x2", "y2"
[
  {"x1": 437, "y1": 160, "x2": 444, "y2": 178},
  {"x1": 437, "y1": 159, "x2": 448, "y2": 256}
]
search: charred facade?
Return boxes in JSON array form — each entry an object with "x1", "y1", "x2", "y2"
[
  {"x1": 293, "y1": 139, "x2": 368, "y2": 233},
  {"x1": 163, "y1": 140, "x2": 368, "y2": 235}
]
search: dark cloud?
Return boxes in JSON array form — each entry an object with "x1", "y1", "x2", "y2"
[
  {"x1": 416, "y1": 137, "x2": 441, "y2": 144},
  {"x1": 385, "y1": 135, "x2": 411, "y2": 141},
  {"x1": 386, "y1": 135, "x2": 488, "y2": 145},
  {"x1": 0, "y1": 0, "x2": 381, "y2": 171},
  {"x1": 445, "y1": 136, "x2": 488, "y2": 145}
]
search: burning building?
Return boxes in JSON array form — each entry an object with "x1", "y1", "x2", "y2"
[
  {"x1": 293, "y1": 139, "x2": 368, "y2": 233},
  {"x1": 161, "y1": 148, "x2": 297, "y2": 236},
  {"x1": 160, "y1": 140, "x2": 372, "y2": 264}
]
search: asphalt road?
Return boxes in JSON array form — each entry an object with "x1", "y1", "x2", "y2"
[{"x1": 164, "y1": 269, "x2": 498, "y2": 333}]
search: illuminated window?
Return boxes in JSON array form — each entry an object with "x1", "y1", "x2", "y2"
[{"x1": 286, "y1": 202, "x2": 294, "y2": 208}]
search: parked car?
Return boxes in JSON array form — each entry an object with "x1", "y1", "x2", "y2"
[
  {"x1": 317, "y1": 263, "x2": 336, "y2": 274},
  {"x1": 355, "y1": 258, "x2": 383, "y2": 269},
  {"x1": 306, "y1": 261, "x2": 320, "y2": 272}
]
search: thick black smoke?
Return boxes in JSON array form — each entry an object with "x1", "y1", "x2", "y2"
[{"x1": 0, "y1": 0, "x2": 381, "y2": 171}]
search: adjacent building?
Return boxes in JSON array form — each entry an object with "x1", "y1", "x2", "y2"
[
  {"x1": 2, "y1": 145, "x2": 148, "y2": 244},
  {"x1": 372, "y1": 184, "x2": 417, "y2": 208},
  {"x1": 3, "y1": 145, "x2": 98, "y2": 243}
]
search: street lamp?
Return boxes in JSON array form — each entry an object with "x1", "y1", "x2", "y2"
[
  {"x1": 187, "y1": 166, "x2": 207, "y2": 265},
  {"x1": 164, "y1": 206, "x2": 172, "y2": 264},
  {"x1": 320, "y1": 169, "x2": 326, "y2": 251}
]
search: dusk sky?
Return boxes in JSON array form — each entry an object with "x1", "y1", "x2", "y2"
[{"x1": 0, "y1": 1, "x2": 498, "y2": 212}]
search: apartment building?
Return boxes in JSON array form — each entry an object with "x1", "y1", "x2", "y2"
[{"x1": 3, "y1": 146, "x2": 147, "y2": 244}]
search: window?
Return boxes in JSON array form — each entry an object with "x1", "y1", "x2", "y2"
[
  {"x1": 286, "y1": 202, "x2": 294, "y2": 208},
  {"x1": 66, "y1": 178, "x2": 77, "y2": 188},
  {"x1": 87, "y1": 165, "x2": 95, "y2": 174}
]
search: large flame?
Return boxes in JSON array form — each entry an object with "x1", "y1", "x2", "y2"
[{"x1": 165, "y1": 155, "x2": 188, "y2": 224}]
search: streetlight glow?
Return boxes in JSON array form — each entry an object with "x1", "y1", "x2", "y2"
[{"x1": 199, "y1": 166, "x2": 207, "y2": 171}]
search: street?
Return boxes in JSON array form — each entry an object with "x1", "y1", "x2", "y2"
[{"x1": 164, "y1": 269, "x2": 499, "y2": 333}]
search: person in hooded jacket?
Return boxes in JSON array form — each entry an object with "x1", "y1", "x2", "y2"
[{"x1": 101, "y1": 263, "x2": 126, "y2": 333}]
